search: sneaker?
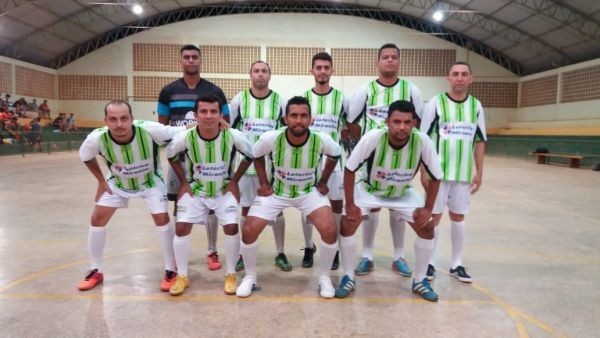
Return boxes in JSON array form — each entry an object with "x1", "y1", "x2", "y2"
[
  {"x1": 426, "y1": 264, "x2": 436, "y2": 281},
  {"x1": 207, "y1": 252, "x2": 222, "y2": 271},
  {"x1": 275, "y1": 253, "x2": 293, "y2": 271},
  {"x1": 334, "y1": 274, "x2": 356, "y2": 298},
  {"x1": 77, "y1": 269, "x2": 103, "y2": 291},
  {"x1": 449, "y1": 266, "x2": 472, "y2": 283},
  {"x1": 235, "y1": 255, "x2": 245, "y2": 272},
  {"x1": 354, "y1": 257, "x2": 374, "y2": 276},
  {"x1": 319, "y1": 276, "x2": 335, "y2": 299},
  {"x1": 236, "y1": 275, "x2": 256, "y2": 298},
  {"x1": 169, "y1": 275, "x2": 190, "y2": 296},
  {"x1": 160, "y1": 270, "x2": 177, "y2": 292},
  {"x1": 412, "y1": 278, "x2": 439, "y2": 302},
  {"x1": 392, "y1": 257, "x2": 412, "y2": 277},
  {"x1": 331, "y1": 251, "x2": 340, "y2": 271},
  {"x1": 224, "y1": 273, "x2": 237, "y2": 295},
  {"x1": 301, "y1": 244, "x2": 316, "y2": 268}
]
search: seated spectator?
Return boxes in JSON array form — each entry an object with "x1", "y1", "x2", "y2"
[
  {"x1": 0, "y1": 121, "x2": 12, "y2": 144},
  {"x1": 39, "y1": 99, "x2": 51, "y2": 119},
  {"x1": 29, "y1": 98, "x2": 38, "y2": 111},
  {"x1": 66, "y1": 113, "x2": 77, "y2": 132},
  {"x1": 5, "y1": 118, "x2": 20, "y2": 143},
  {"x1": 27, "y1": 117, "x2": 43, "y2": 151},
  {"x1": 52, "y1": 113, "x2": 67, "y2": 132}
]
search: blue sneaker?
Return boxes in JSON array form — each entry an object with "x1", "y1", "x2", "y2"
[
  {"x1": 392, "y1": 257, "x2": 412, "y2": 277},
  {"x1": 354, "y1": 257, "x2": 374, "y2": 276},
  {"x1": 335, "y1": 274, "x2": 356, "y2": 298},
  {"x1": 412, "y1": 278, "x2": 439, "y2": 302}
]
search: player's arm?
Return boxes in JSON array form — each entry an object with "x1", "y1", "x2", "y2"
[
  {"x1": 345, "y1": 86, "x2": 367, "y2": 148},
  {"x1": 224, "y1": 131, "x2": 254, "y2": 200},
  {"x1": 317, "y1": 133, "x2": 342, "y2": 194},
  {"x1": 84, "y1": 158, "x2": 112, "y2": 202},
  {"x1": 157, "y1": 87, "x2": 171, "y2": 125},
  {"x1": 79, "y1": 131, "x2": 112, "y2": 202},
  {"x1": 343, "y1": 131, "x2": 375, "y2": 224},
  {"x1": 166, "y1": 132, "x2": 192, "y2": 198},
  {"x1": 252, "y1": 131, "x2": 275, "y2": 196},
  {"x1": 472, "y1": 103, "x2": 487, "y2": 194},
  {"x1": 413, "y1": 135, "x2": 443, "y2": 227}
]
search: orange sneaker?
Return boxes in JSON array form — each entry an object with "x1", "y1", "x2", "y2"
[
  {"x1": 160, "y1": 270, "x2": 177, "y2": 292},
  {"x1": 207, "y1": 252, "x2": 222, "y2": 271},
  {"x1": 78, "y1": 269, "x2": 103, "y2": 291}
]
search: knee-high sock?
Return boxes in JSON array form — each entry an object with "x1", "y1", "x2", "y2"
[
  {"x1": 389, "y1": 210, "x2": 406, "y2": 260},
  {"x1": 319, "y1": 241, "x2": 338, "y2": 278},
  {"x1": 173, "y1": 234, "x2": 191, "y2": 277},
  {"x1": 88, "y1": 226, "x2": 106, "y2": 271},
  {"x1": 301, "y1": 216, "x2": 313, "y2": 248},
  {"x1": 429, "y1": 226, "x2": 440, "y2": 266},
  {"x1": 155, "y1": 223, "x2": 176, "y2": 271},
  {"x1": 224, "y1": 233, "x2": 240, "y2": 274},
  {"x1": 206, "y1": 214, "x2": 218, "y2": 254},
  {"x1": 240, "y1": 241, "x2": 258, "y2": 279},
  {"x1": 361, "y1": 212, "x2": 379, "y2": 260},
  {"x1": 339, "y1": 234, "x2": 357, "y2": 280},
  {"x1": 271, "y1": 215, "x2": 285, "y2": 254},
  {"x1": 414, "y1": 237, "x2": 435, "y2": 281},
  {"x1": 451, "y1": 221, "x2": 466, "y2": 269}
]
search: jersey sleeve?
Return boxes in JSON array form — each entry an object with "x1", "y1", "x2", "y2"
[
  {"x1": 135, "y1": 120, "x2": 185, "y2": 144},
  {"x1": 341, "y1": 94, "x2": 351, "y2": 124},
  {"x1": 347, "y1": 84, "x2": 368, "y2": 124},
  {"x1": 418, "y1": 132, "x2": 443, "y2": 180},
  {"x1": 252, "y1": 130, "x2": 278, "y2": 158},
  {"x1": 419, "y1": 96, "x2": 438, "y2": 135},
  {"x1": 345, "y1": 129, "x2": 381, "y2": 172},
  {"x1": 231, "y1": 129, "x2": 253, "y2": 160},
  {"x1": 79, "y1": 128, "x2": 103, "y2": 162},
  {"x1": 475, "y1": 100, "x2": 488, "y2": 142},
  {"x1": 157, "y1": 85, "x2": 171, "y2": 117},
  {"x1": 318, "y1": 132, "x2": 342, "y2": 159},
  {"x1": 409, "y1": 82, "x2": 424, "y2": 119},
  {"x1": 165, "y1": 129, "x2": 189, "y2": 159},
  {"x1": 278, "y1": 96, "x2": 287, "y2": 127},
  {"x1": 229, "y1": 92, "x2": 242, "y2": 129}
]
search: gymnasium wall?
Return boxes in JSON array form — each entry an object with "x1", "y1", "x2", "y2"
[{"x1": 0, "y1": 55, "x2": 58, "y2": 112}]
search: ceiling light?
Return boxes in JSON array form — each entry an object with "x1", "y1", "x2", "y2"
[
  {"x1": 432, "y1": 10, "x2": 444, "y2": 22},
  {"x1": 132, "y1": 4, "x2": 143, "y2": 15}
]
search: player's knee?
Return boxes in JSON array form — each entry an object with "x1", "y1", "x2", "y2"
[
  {"x1": 174, "y1": 223, "x2": 192, "y2": 237},
  {"x1": 340, "y1": 217, "x2": 359, "y2": 236},
  {"x1": 223, "y1": 223, "x2": 238, "y2": 235},
  {"x1": 152, "y1": 213, "x2": 170, "y2": 226},
  {"x1": 449, "y1": 212, "x2": 464, "y2": 222}
]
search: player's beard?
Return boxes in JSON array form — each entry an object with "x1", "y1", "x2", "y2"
[{"x1": 288, "y1": 125, "x2": 308, "y2": 137}]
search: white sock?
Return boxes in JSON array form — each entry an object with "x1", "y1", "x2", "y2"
[
  {"x1": 173, "y1": 234, "x2": 191, "y2": 277},
  {"x1": 429, "y1": 226, "x2": 440, "y2": 266},
  {"x1": 319, "y1": 241, "x2": 338, "y2": 278},
  {"x1": 155, "y1": 222, "x2": 176, "y2": 271},
  {"x1": 362, "y1": 211, "x2": 379, "y2": 260},
  {"x1": 88, "y1": 226, "x2": 106, "y2": 271},
  {"x1": 224, "y1": 233, "x2": 240, "y2": 274},
  {"x1": 240, "y1": 241, "x2": 258, "y2": 279},
  {"x1": 389, "y1": 210, "x2": 406, "y2": 260},
  {"x1": 339, "y1": 234, "x2": 357, "y2": 280},
  {"x1": 271, "y1": 215, "x2": 285, "y2": 254},
  {"x1": 206, "y1": 214, "x2": 218, "y2": 254},
  {"x1": 414, "y1": 237, "x2": 434, "y2": 281},
  {"x1": 451, "y1": 221, "x2": 466, "y2": 269},
  {"x1": 301, "y1": 216, "x2": 313, "y2": 248}
]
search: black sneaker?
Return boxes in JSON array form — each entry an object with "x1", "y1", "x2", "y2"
[
  {"x1": 331, "y1": 251, "x2": 340, "y2": 271},
  {"x1": 449, "y1": 266, "x2": 472, "y2": 283},
  {"x1": 301, "y1": 244, "x2": 316, "y2": 268},
  {"x1": 426, "y1": 264, "x2": 436, "y2": 281}
]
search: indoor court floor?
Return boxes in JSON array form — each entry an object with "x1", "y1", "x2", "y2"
[{"x1": 0, "y1": 151, "x2": 598, "y2": 337}]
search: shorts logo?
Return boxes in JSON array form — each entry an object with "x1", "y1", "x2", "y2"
[
  {"x1": 225, "y1": 206, "x2": 237, "y2": 213},
  {"x1": 160, "y1": 194, "x2": 168, "y2": 202},
  {"x1": 376, "y1": 170, "x2": 387, "y2": 179}
]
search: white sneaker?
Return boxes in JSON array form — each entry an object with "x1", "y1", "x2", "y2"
[
  {"x1": 236, "y1": 275, "x2": 256, "y2": 298},
  {"x1": 319, "y1": 276, "x2": 335, "y2": 299}
]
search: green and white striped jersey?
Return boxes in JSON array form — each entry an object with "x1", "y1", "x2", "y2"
[
  {"x1": 253, "y1": 129, "x2": 342, "y2": 198},
  {"x1": 420, "y1": 93, "x2": 487, "y2": 183},
  {"x1": 348, "y1": 79, "x2": 423, "y2": 134},
  {"x1": 303, "y1": 88, "x2": 349, "y2": 143},
  {"x1": 79, "y1": 120, "x2": 184, "y2": 192},
  {"x1": 346, "y1": 128, "x2": 442, "y2": 199},
  {"x1": 166, "y1": 128, "x2": 253, "y2": 197},
  {"x1": 230, "y1": 89, "x2": 285, "y2": 175}
]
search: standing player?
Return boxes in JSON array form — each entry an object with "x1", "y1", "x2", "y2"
[
  {"x1": 335, "y1": 100, "x2": 442, "y2": 302},
  {"x1": 229, "y1": 61, "x2": 290, "y2": 272},
  {"x1": 346, "y1": 43, "x2": 424, "y2": 277},
  {"x1": 165, "y1": 95, "x2": 253, "y2": 296},
  {"x1": 236, "y1": 96, "x2": 342, "y2": 299},
  {"x1": 157, "y1": 44, "x2": 229, "y2": 271},
  {"x1": 419, "y1": 61, "x2": 486, "y2": 283},
  {"x1": 300, "y1": 52, "x2": 349, "y2": 269},
  {"x1": 77, "y1": 100, "x2": 184, "y2": 292}
]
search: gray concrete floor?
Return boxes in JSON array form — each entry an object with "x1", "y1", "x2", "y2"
[{"x1": 0, "y1": 152, "x2": 598, "y2": 337}]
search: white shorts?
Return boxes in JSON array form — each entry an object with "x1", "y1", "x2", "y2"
[
  {"x1": 432, "y1": 181, "x2": 471, "y2": 215},
  {"x1": 343, "y1": 182, "x2": 425, "y2": 223},
  {"x1": 176, "y1": 192, "x2": 239, "y2": 225},
  {"x1": 239, "y1": 175, "x2": 259, "y2": 208},
  {"x1": 96, "y1": 181, "x2": 168, "y2": 214},
  {"x1": 325, "y1": 169, "x2": 344, "y2": 201},
  {"x1": 248, "y1": 190, "x2": 330, "y2": 223}
]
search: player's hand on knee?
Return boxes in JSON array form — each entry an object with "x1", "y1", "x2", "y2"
[
  {"x1": 224, "y1": 181, "x2": 240, "y2": 202},
  {"x1": 412, "y1": 207, "x2": 432, "y2": 228},
  {"x1": 95, "y1": 181, "x2": 112, "y2": 202},
  {"x1": 316, "y1": 181, "x2": 329, "y2": 195},
  {"x1": 257, "y1": 183, "x2": 273, "y2": 197},
  {"x1": 346, "y1": 204, "x2": 362, "y2": 224}
]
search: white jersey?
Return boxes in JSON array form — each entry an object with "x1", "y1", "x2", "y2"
[
  {"x1": 348, "y1": 79, "x2": 423, "y2": 134},
  {"x1": 79, "y1": 120, "x2": 184, "y2": 192},
  {"x1": 253, "y1": 128, "x2": 342, "y2": 198},
  {"x1": 230, "y1": 89, "x2": 285, "y2": 175},
  {"x1": 346, "y1": 128, "x2": 442, "y2": 199},
  {"x1": 166, "y1": 128, "x2": 253, "y2": 197},
  {"x1": 420, "y1": 93, "x2": 487, "y2": 183}
]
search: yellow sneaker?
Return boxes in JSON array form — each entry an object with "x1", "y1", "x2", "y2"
[
  {"x1": 169, "y1": 275, "x2": 189, "y2": 296},
  {"x1": 224, "y1": 273, "x2": 237, "y2": 295}
]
